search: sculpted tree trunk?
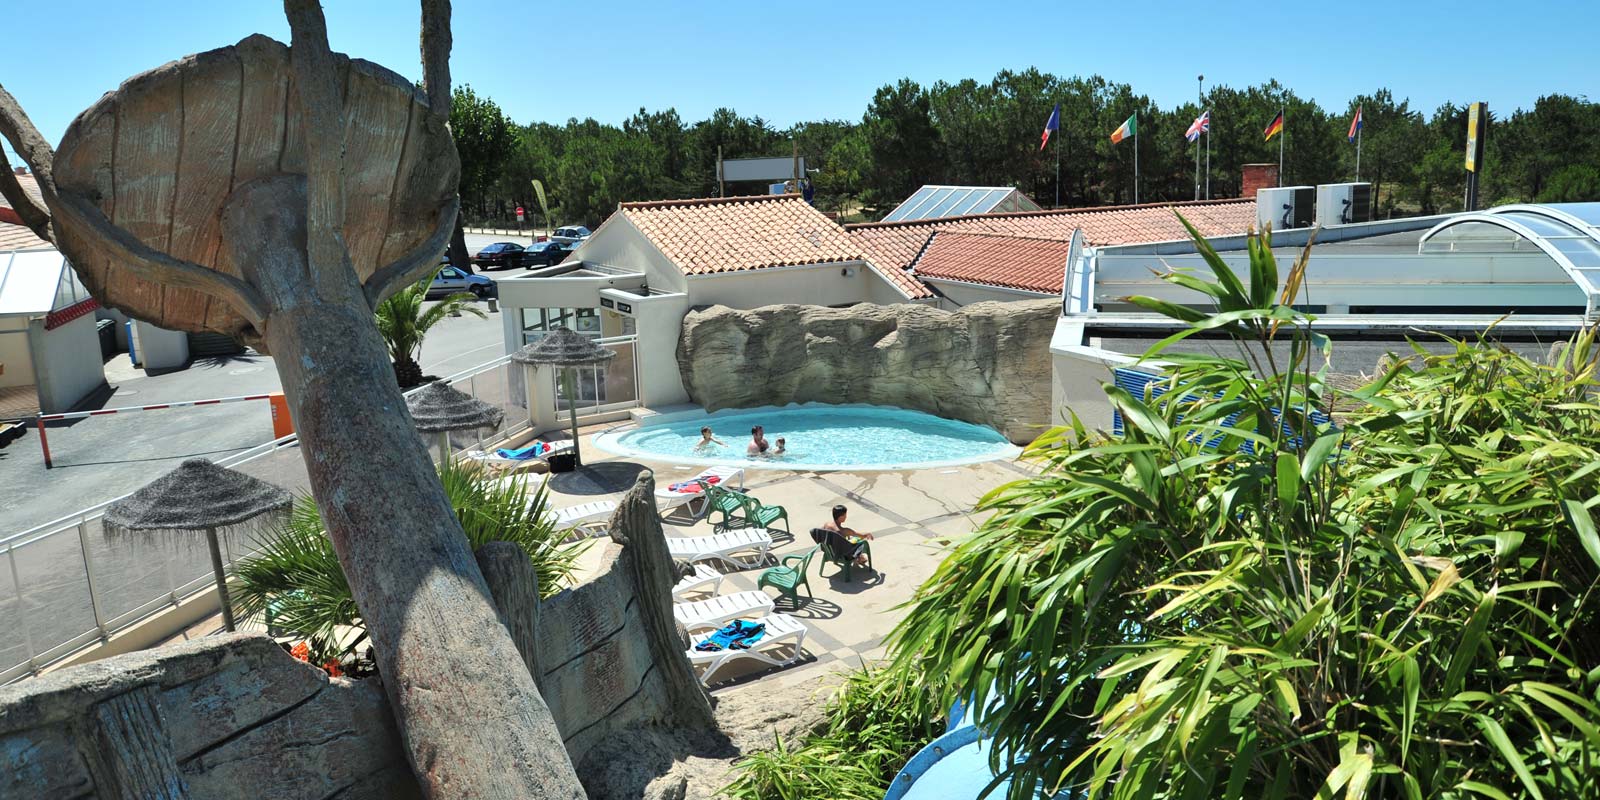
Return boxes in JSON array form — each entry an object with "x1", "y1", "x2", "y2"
[{"x1": 0, "y1": 2, "x2": 584, "y2": 797}]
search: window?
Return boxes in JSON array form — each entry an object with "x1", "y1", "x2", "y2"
[{"x1": 440, "y1": 268, "x2": 463, "y2": 279}]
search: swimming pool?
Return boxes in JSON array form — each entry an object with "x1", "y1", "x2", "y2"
[{"x1": 592, "y1": 403, "x2": 1020, "y2": 471}]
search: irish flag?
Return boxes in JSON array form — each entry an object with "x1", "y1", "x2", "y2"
[{"x1": 1109, "y1": 114, "x2": 1136, "y2": 144}]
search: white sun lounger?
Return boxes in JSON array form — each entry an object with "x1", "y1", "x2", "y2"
[
  {"x1": 665, "y1": 529, "x2": 773, "y2": 570},
  {"x1": 656, "y1": 465, "x2": 744, "y2": 520},
  {"x1": 687, "y1": 613, "x2": 808, "y2": 686},
  {"x1": 461, "y1": 439, "x2": 574, "y2": 471},
  {"x1": 672, "y1": 563, "x2": 725, "y2": 600},
  {"x1": 673, "y1": 590, "x2": 776, "y2": 633},
  {"x1": 551, "y1": 500, "x2": 617, "y2": 537}
]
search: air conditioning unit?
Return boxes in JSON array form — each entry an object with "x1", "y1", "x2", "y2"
[
  {"x1": 1316, "y1": 183, "x2": 1372, "y2": 227},
  {"x1": 1256, "y1": 186, "x2": 1315, "y2": 231}
]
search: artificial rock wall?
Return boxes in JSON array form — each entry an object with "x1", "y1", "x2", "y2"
[
  {"x1": 0, "y1": 473, "x2": 710, "y2": 800},
  {"x1": 0, "y1": 634, "x2": 416, "y2": 800},
  {"x1": 676, "y1": 300, "x2": 1061, "y2": 444}
]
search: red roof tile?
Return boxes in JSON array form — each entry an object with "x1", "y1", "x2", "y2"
[
  {"x1": 0, "y1": 173, "x2": 44, "y2": 213},
  {"x1": 911, "y1": 232, "x2": 1077, "y2": 294},
  {"x1": 849, "y1": 198, "x2": 1258, "y2": 272},
  {"x1": 0, "y1": 221, "x2": 50, "y2": 252},
  {"x1": 618, "y1": 193, "x2": 932, "y2": 299}
]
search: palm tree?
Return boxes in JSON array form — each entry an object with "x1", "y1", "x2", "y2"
[
  {"x1": 233, "y1": 458, "x2": 586, "y2": 663},
  {"x1": 375, "y1": 279, "x2": 485, "y2": 387}
]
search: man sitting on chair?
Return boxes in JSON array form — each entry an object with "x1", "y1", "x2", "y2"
[{"x1": 821, "y1": 504, "x2": 873, "y2": 569}]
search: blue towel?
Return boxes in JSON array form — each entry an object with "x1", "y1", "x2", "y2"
[
  {"x1": 495, "y1": 442, "x2": 547, "y2": 460},
  {"x1": 695, "y1": 619, "x2": 766, "y2": 652}
]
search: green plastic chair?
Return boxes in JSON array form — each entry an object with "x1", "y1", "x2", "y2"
[
  {"x1": 757, "y1": 547, "x2": 817, "y2": 605},
  {"x1": 812, "y1": 527, "x2": 873, "y2": 581},
  {"x1": 702, "y1": 481, "x2": 751, "y2": 531},
  {"x1": 736, "y1": 493, "x2": 790, "y2": 538}
]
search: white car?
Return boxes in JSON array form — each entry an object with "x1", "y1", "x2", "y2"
[{"x1": 549, "y1": 226, "x2": 591, "y2": 246}]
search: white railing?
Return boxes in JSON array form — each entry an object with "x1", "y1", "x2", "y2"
[
  {"x1": 0, "y1": 356, "x2": 529, "y2": 684},
  {"x1": 550, "y1": 335, "x2": 641, "y2": 419}
]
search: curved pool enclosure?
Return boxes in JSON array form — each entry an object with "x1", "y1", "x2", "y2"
[{"x1": 592, "y1": 403, "x2": 1018, "y2": 471}]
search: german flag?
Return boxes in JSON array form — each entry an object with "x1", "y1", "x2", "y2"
[{"x1": 1263, "y1": 111, "x2": 1284, "y2": 142}]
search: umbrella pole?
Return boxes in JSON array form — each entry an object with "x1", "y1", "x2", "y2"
[
  {"x1": 204, "y1": 526, "x2": 237, "y2": 632},
  {"x1": 565, "y1": 367, "x2": 581, "y2": 468},
  {"x1": 437, "y1": 431, "x2": 450, "y2": 465}
]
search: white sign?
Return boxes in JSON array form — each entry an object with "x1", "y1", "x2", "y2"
[{"x1": 720, "y1": 156, "x2": 806, "y2": 183}]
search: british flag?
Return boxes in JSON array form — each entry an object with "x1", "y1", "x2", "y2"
[{"x1": 1186, "y1": 110, "x2": 1210, "y2": 142}]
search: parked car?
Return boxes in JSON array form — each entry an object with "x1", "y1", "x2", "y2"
[
  {"x1": 428, "y1": 265, "x2": 496, "y2": 298},
  {"x1": 549, "y1": 226, "x2": 591, "y2": 245},
  {"x1": 523, "y1": 241, "x2": 579, "y2": 269},
  {"x1": 470, "y1": 241, "x2": 527, "y2": 270}
]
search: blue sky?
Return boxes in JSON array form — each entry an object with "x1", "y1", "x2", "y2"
[{"x1": 4, "y1": 0, "x2": 1595, "y2": 153}]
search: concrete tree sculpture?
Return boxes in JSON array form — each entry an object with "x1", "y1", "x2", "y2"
[{"x1": 0, "y1": 2, "x2": 584, "y2": 797}]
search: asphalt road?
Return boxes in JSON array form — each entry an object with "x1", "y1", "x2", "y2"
[{"x1": 0, "y1": 288, "x2": 511, "y2": 536}]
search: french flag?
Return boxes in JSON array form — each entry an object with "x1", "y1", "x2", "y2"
[
  {"x1": 1040, "y1": 103, "x2": 1060, "y2": 151},
  {"x1": 1348, "y1": 107, "x2": 1363, "y2": 142}
]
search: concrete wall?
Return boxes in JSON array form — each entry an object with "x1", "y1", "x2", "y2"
[
  {"x1": 688, "y1": 260, "x2": 879, "y2": 309},
  {"x1": 920, "y1": 278, "x2": 1053, "y2": 309},
  {"x1": 131, "y1": 320, "x2": 189, "y2": 371},
  {"x1": 1049, "y1": 320, "x2": 1147, "y2": 432},
  {"x1": 0, "y1": 322, "x2": 33, "y2": 388},
  {"x1": 30, "y1": 313, "x2": 107, "y2": 412},
  {"x1": 574, "y1": 215, "x2": 685, "y2": 293},
  {"x1": 626, "y1": 291, "x2": 692, "y2": 407}
]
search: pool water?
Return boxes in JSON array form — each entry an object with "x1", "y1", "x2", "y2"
[{"x1": 592, "y1": 403, "x2": 1019, "y2": 471}]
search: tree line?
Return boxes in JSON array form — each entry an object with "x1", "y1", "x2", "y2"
[{"x1": 449, "y1": 71, "x2": 1600, "y2": 229}]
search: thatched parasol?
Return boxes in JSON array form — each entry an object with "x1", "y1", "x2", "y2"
[
  {"x1": 406, "y1": 380, "x2": 506, "y2": 461},
  {"x1": 103, "y1": 458, "x2": 292, "y2": 632},
  {"x1": 512, "y1": 326, "x2": 615, "y2": 468}
]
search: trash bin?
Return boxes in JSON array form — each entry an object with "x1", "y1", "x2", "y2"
[
  {"x1": 546, "y1": 452, "x2": 577, "y2": 473},
  {"x1": 96, "y1": 319, "x2": 117, "y2": 360}
]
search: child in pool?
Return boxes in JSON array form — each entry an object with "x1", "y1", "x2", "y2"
[
  {"x1": 772, "y1": 437, "x2": 787, "y2": 457},
  {"x1": 695, "y1": 426, "x2": 725, "y2": 450}
]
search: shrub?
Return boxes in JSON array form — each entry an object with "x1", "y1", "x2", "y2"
[
  {"x1": 722, "y1": 663, "x2": 947, "y2": 800},
  {"x1": 234, "y1": 459, "x2": 584, "y2": 662},
  {"x1": 888, "y1": 216, "x2": 1600, "y2": 799}
]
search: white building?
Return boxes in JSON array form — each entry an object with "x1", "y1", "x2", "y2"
[
  {"x1": 495, "y1": 194, "x2": 932, "y2": 417},
  {"x1": 1049, "y1": 199, "x2": 1600, "y2": 430},
  {"x1": 0, "y1": 235, "x2": 108, "y2": 417}
]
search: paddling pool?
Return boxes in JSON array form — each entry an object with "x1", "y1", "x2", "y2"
[{"x1": 592, "y1": 403, "x2": 1020, "y2": 471}]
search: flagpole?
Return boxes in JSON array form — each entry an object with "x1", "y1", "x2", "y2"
[
  {"x1": 1277, "y1": 108, "x2": 1285, "y2": 187},
  {"x1": 1356, "y1": 123, "x2": 1362, "y2": 183},
  {"x1": 1193, "y1": 127, "x2": 1201, "y2": 201},
  {"x1": 1205, "y1": 127, "x2": 1211, "y2": 199},
  {"x1": 1055, "y1": 118, "x2": 1062, "y2": 208},
  {"x1": 1133, "y1": 116, "x2": 1140, "y2": 205}
]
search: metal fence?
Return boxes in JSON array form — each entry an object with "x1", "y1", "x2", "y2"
[{"x1": 0, "y1": 355, "x2": 529, "y2": 684}]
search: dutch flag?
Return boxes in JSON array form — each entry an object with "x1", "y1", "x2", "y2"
[{"x1": 1348, "y1": 107, "x2": 1363, "y2": 142}]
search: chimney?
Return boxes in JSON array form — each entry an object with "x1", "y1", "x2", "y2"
[{"x1": 1241, "y1": 164, "x2": 1278, "y2": 199}]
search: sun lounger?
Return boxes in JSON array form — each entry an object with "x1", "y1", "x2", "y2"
[
  {"x1": 460, "y1": 439, "x2": 573, "y2": 471},
  {"x1": 672, "y1": 563, "x2": 725, "y2": 600},
  {"x1": 686, "y1": 613, "x2": 808, "y2": 686},
  {"x1": 673, "y1": 590, "x2": 776, "y2": 633},
  {"x1": 551, "y1": 500, "x2": 617, "y2": 537},
  {"x1": 655, "y1": 465, "x2": 744, "y2": 520},
  {"x1": 664, "y1": 528, "x2": 773, "y2": 570}
]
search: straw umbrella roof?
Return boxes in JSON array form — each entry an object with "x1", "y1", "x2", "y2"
[
  {"x1": 406, "y1": 380, "x2": 506, "y2": 433},
  {"x1": 103, "y1": 458, "x2": 292, "y2": 533},
  {"x1": 512, "y1": 326, "x2": 616, "y2": 367}
]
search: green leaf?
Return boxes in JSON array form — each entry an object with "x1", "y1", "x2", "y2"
[
  {"x1": 1560, "y1": 497, "x2": 1600, "y2": 570},
  {"x1": 1276, "y1": 452, "x2": 1301, "y2": 514},
  {"x1": 1473, "y1": 714, "x2": 1544, "y2": 800}
]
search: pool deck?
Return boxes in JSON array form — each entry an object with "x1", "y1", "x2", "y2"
[{"x1": 547, "y1": 422, "x2": 1039, "y2": 694}]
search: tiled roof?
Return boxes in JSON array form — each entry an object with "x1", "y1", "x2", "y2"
[
  {"x1": 0, "y1": 222, "x2": 49, "y2": 252},
  {"x1": 912, "y1": 232, "x2": 1077, "y2": 294},
  {"x1": 618, "y1": 193, "x2": 932, "y2": 299},
  {"x1": 0, "y1": 173, "x2": 44, "y2": 212},
  {"x1": 849, "y1": 198, "x2": 1258, "y2": 272}
]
